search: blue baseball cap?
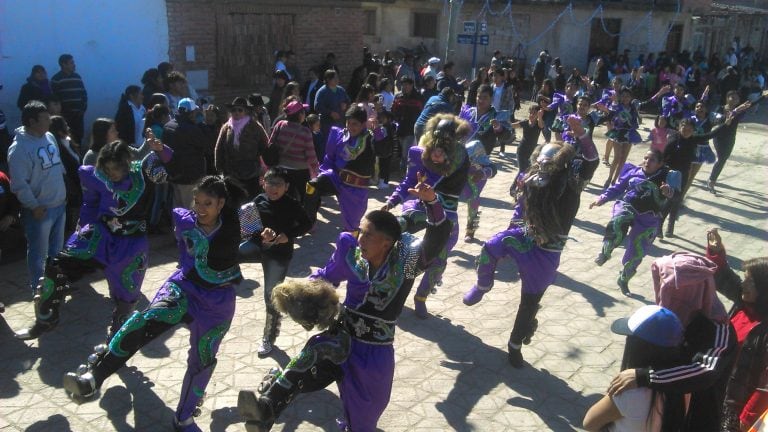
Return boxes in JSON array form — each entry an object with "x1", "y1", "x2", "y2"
[
  {"x1": 178, "y1": 97, "x2": 198, "y2": 112},
  {"x1": 611, "y1": 305, "x2": 684, "y2": 348}
]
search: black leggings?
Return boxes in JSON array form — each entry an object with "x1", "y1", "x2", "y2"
[{"x1": 709, "y1": 136, "x2": 736, "y2": 183}]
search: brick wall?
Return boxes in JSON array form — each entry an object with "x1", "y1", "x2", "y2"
[{"x1": 166, "y1": 0, "x2": 364, "y2": 102}]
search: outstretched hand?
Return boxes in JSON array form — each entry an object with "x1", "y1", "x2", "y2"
[
  {"x1": 408, "y1": 172, "x2": 437, "y2": 202},
  {"x1": 146, "y1": 128, "x2": 163, "y2": 152},
  {"x1": 707, "y1": 228, "x2": 723, "y2": 252}
]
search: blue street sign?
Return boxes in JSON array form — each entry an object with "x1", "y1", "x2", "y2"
[
  {"x1": 457, "y1": 34, "x2": 475, "y2": 44},
  {"x1": 479, "y1": 35, "x2": 489, "y2": 45},
  {"x1": 463, "y1": 21, "x2": 476, "y2": 33}
]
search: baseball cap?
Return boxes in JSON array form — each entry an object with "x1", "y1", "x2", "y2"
[
  {"x1": 284, "y1": 100, "x2": 309, "y2": 115},
  {"x1": 178, "y1": 98, "x2": 198, "y2": 112},
  {"x1": 611, "y1": 305, "x2": 684, "y2": 348},
  {"x1": 428, "y1": 57, "x2": 441, "y2": 65}
]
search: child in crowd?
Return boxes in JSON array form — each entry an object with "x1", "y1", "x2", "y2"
[
  {"x1": 648, "y1": 115, "x2": 669, "y2": 153},
  {"x1": 238, "y1": 168, "x2": 312, "y2": 356},
  {"x1": 304, "y1": 113, "x2": 324, "y2": 164},
  {"x1": 373, "y1": 110, "x2": 397, "y2": 189}
]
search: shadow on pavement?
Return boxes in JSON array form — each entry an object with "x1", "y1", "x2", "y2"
[
  {"x1": 25, "y1": 414, "x2": 72, "y2": 432},
  {"x1": 399, "y1": 314, "x2": 601, "y2": 431}
]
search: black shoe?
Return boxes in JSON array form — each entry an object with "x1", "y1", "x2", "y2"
[
  {"x1": 15, "y1": 320, "x2": 57, "y2": 340},
  {"x1": 508, "y1": 346, "x2": 525, "y2": 368},
  {"x1": 665, "y1": 228, "x2": 674, "y2": 238},
  {"x1": 617, "y1": 276, "x2": 630, "y2": 296},
  {"x1": 594, "y1": 253, "x2": 609, "y2": 266},
  {"x1": 238, "y1": 390, "x2": 274, "y2": 430},
  {"x1": 522, "y1": 319, "x2": 538, "y2": 345},
  {"x1": 62, "y1": 371, "x2": 98, "y2": 398}
]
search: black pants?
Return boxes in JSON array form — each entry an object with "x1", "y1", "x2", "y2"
[
  {"x1": 63, "y1": 111, "x2": 85, "y2": 145},
  {"x1": 378, "y1": 156, "x2": 392, "y2": 183},
  {"x1": 709, "y1": 137, "x2": 736, "y2": 183},
  {"x1": 284, "y1": 168, "x2": 310, "y2": 203}
]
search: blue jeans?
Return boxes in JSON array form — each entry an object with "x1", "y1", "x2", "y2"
[
  {"x1": 238, "y1": 240, "x2": 290, "y2": 313},
  {"x1": 21, "y1": 203, "x2": 66, "y2": 290}
]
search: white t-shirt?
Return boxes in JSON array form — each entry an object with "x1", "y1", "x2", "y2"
[{"x1": 609, "y1": 388, "x2": 662, "y2": 432}]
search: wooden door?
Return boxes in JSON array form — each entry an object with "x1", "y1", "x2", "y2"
[
  {"x1": 588, "y1": 18, "x2": 621, "y2": 62},
  {"x1": 216, "y1": 13, "x2": 295, "y2": 94}
]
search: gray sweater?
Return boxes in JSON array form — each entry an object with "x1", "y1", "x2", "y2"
[{"x1": 8, "y1": 127, "x2": 67, "y2": 209}]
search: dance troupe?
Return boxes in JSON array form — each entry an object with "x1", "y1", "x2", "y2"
[{"x1": 11, "y1": 81, "x2": 766, "y2": 432}]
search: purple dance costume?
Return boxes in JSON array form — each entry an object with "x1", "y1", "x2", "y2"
[
  {"x1": 245, "y1": 199, "x2": 451, "y2": 431},
  {"x1": 16, "y1": 157, "x2": 161, "y2": 340},
  {"x1": 62, "y1": 148, "x2": 261, "y2": 432},
  {"x1": 595, "y1": 163, "x2": 677, "y2": 288},
  {"x1": 386, "y1": 142, "x2": 468, "y2": 317},
  {"x1": 304, "y1": 126, "x2": 375, "y2": 231},
  {"x1": 464, "y1": 137, "x2": 596, "y2": 367}
]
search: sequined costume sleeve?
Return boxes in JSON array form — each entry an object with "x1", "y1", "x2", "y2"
[
  {"x1": 311, "y1": 232, "x2": 361, "y2": 286},
  {"x1": 387, "y1": 146, "x2": 422, "y2": 207}
]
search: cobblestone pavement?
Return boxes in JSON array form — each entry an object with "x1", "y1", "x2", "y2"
[{"x1": 1, "y1": 109, "x2": 766, "y2": 432}]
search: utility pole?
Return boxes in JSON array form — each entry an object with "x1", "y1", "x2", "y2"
[{"x1": 445, "y1": 0, "x2": 455, "y2": 62}]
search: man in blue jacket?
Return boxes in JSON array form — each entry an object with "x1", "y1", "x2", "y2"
[{"x1": 413, "y1": 87, "x2": 455, "y2": 141}]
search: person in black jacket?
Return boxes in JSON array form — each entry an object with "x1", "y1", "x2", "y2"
[
  {"x1": 660, "y1": 117, "x2": 727, "y2": 237},
  {"x1": 17, "y1": 65, "x2": 52, "y2": 110},
  {"x1": 607, "y1": 252, "x2": 738, "y2": 432},
  {"x1": 162, "y1": 98, "x2": 214, "y2": 209},
  {"x1": 115, "y1": 85, "x2": 146, "y2": 147},
  {"x1": 238, "y1": 168, "x2": 312, "y2": 357}
]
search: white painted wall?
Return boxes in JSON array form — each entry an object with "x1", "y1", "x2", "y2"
[{"x1": 0, "y1": 0, "x2": 169, "y2": 139}]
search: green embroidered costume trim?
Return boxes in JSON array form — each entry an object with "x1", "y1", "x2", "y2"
[
  {"x1": 120, "y1": 254, "x2": 147, "y2": 293},
  {"x1": 61, "y1": 225, "x2": 102, "y2": 260},
  {"x1": 94, "y1": 161, "x2": 146, "y2": 216},
  {"x1": 197, "y1": 322, "x2": 230, "y2": 366},
  {"x1": 183, "y1": 228, "x2": 242, "y2": 284}
]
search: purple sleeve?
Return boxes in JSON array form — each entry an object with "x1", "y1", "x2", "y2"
[
  {"x1": 77, "y1": 167, "x2": 100, "y2": 227},
  {"x1": 388, "y1": 146, "x2": 421, "y2": 207},
  {"x1": 311, "y1": 232, "x2": 358, "y2": 286},
  {"x1": 599, "y1": 164, "x2": 635, "y2": 203}
]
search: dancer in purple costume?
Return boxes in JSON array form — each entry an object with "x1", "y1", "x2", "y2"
[
  {"x1": 595, "y1": 87, "x2": 644, "y2": 187},
  {"x1": 382, "y1": 113, "x2": 470, "y2": 318},
  {"x1": 304, "y1": 105, "x2": 375, "y2": 231},
  {"x1": 463, "y1": 118, "x2": 597, "y2": 368},
  {"x1": 62, "y1": 169, "x2": 259, "y2": 432},
  {"x1": 15, "y1": 138, "x2": 163, "y2": 340},
  {"x1": 237, "y1": 181, "x2": 451, "y2": 432},
  {"x1": 458, "y1": 84, "x2": 507, "y2": 241},
  {"x1": 543, "y1": 79, "x2": 579, "y2": 138},
  {"x1": 590, "y1": 150, "x2": 678, "y2": 295}
]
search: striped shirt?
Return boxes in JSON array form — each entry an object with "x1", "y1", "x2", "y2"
[
  {"x1": 50, "y1": 71, "x2": 87, "y2": 112},
  {"x1": 269, "y1": 120, "x2": 319, "y2": 177}
]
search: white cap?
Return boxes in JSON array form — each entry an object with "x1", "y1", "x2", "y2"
[{"x1": 428, "y1": 57, "x2": 441, "y2": 65}]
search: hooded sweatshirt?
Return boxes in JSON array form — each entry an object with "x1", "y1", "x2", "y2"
[{"x1": 7, "y1": 126, "x2": 67, "y2": 209}]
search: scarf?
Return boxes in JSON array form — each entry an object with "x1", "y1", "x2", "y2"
[{"x1": 227, "y1": 116, "x2": 251, "y2": 148}]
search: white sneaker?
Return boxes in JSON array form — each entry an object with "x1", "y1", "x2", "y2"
[
  {"x1": 377, "y1": 180, "x2": 389, "y2": 189},
  {"x1": 498, "y1": 152, "x2": 507, "y2": 158},
  {"x1": 257, "y1": 339, "x2": 273, "y2": 357}
]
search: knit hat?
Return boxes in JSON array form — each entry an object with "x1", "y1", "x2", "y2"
[
  {"x1": 611, "y1": 305, "x2": 684, "y2": 348},
  {"x1": 177, "y1": 98, "x2": 198, "y2": 112}
]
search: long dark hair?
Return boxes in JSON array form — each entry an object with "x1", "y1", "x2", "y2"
[
  {"x1": 95, "y1": 140, "x2": 132, "y2": 174},
  {"x1": 193, "y1": 175, "x2": 247, "y2": 226},
  {"x1": 744, "y1": 257, "x2": 768, "y2": 318},
  {"x1": 522, "y1": 143, "x2": 576, "y2": 246},
  {"x1": 621, "y1": 336, "x2": 686, "y2": 431},
  {"x1": 90, "y1": 118, "x2": 116, "y2": 155}
]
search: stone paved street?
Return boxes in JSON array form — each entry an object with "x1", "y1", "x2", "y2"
[{"x1": 1, "y1": 108, "x2": 766, "y2": 432}]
